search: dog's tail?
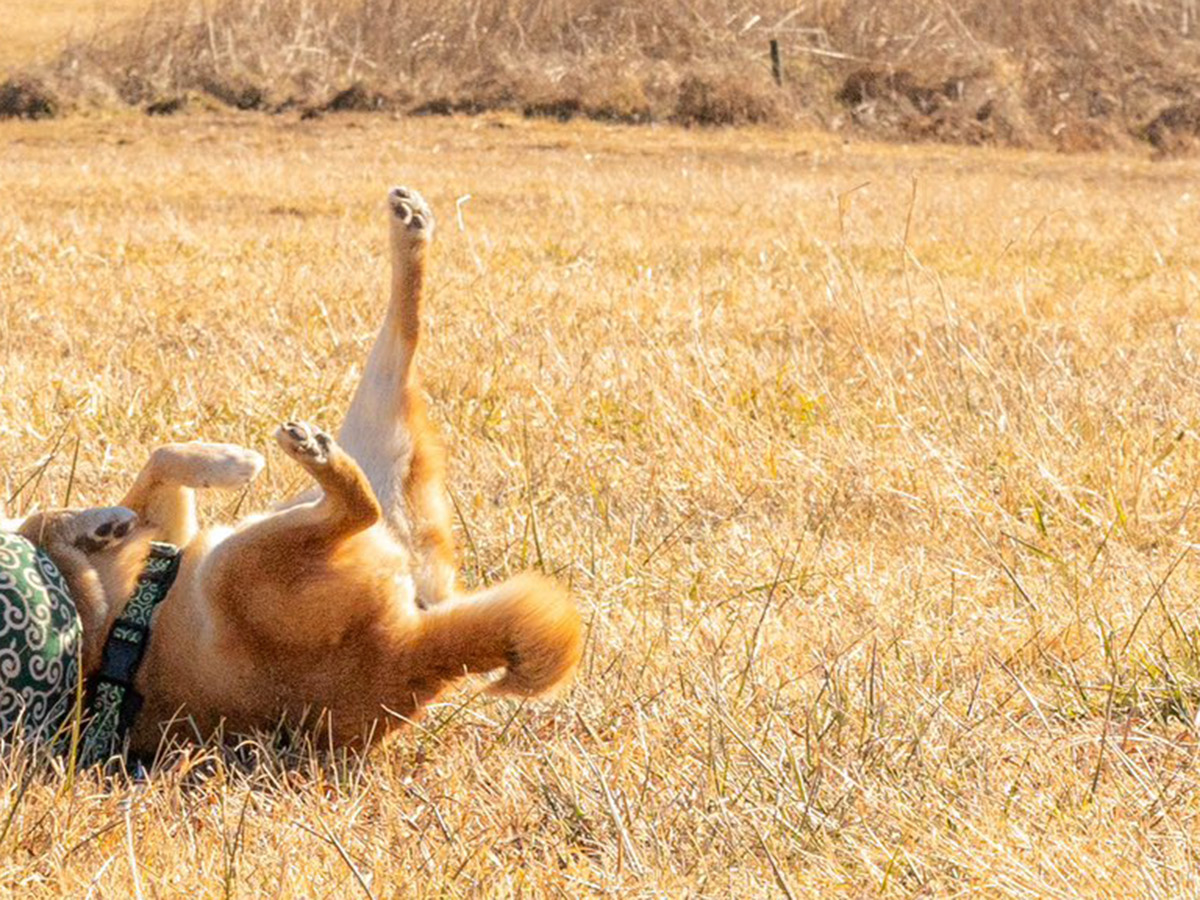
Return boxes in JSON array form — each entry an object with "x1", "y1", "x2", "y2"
[{"x1": 414, "y1": 573, "x2": 583, "y2": 696}]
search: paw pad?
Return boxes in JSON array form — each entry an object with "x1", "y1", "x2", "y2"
[
  {"x1": 387, "y1": 185, "x2": 433, "y2": 234},
  {"x1": 73, "y1": 507, "x2": 139, "y2": 553},
  {"x1": 276, "y1": 420, "x2": 333, "y2": 465}
]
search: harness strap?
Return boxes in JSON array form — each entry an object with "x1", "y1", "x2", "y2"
[{"x1": 80, "y1": 541, "x2": 181, "y2": 768}]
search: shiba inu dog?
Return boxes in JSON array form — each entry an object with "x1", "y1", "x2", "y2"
[{"x1": 4, "y1": 187, "x2": 582, "y2": 755}]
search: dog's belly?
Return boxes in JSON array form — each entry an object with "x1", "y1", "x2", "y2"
[{"x1": 130, "y1": 526, "x2": 421, "y2": 752}]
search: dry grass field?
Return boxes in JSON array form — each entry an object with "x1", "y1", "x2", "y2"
[
  {"x1": 2, "y1": 108, "x2": 1200, "y2": 897},
  {"x1": 0, "y1": 0, "x2": 147, "y2": 69}
]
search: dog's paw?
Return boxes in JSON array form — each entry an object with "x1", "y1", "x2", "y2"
[
  {"x1": 71, "y1": 507, "x2": 139, "y2": 553},
  {"x1": 151, "y1": 442, "x2": 265, "y2": 490},
  {"x1": 387, "y1": 186, "x2": 433, "y2": 240},
  {"x1": 275, "y1": 421, "x2": 333, "y2": 466},
  {"x1": 200, "y1": 444, "x2": 265, "y2": 488}
]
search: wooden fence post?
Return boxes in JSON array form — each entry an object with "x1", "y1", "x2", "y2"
[{"x1": 769, "y1": 39, "x2": 783, "y2": 87}]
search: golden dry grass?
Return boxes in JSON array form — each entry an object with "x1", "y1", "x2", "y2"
[
  {"x1": 0, "y1": 0, "x2": 148, "y2": 69},
  {"x1": 2, "y1": 111, "x2": 1200, "y2": 896}
]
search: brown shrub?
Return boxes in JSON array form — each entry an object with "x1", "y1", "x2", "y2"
[
  {"x1": 9, "y1": 0, "x2": 1200, "y2": 148},
  {"x1": 835, "y1": 65, "x2": 1034, "y2": 147},
  {"x1": 580, "y1": 72, "x2": 655, "y2": 123},
  {"x1": 1145, "y1": 103, "x2": 1200, "y2": 155},
  {"x1": 324, "y1": 83, "x2": 401, "y2": 113},
  {"x1": 674, "y1": 71, "x2": 783, "y2": 126},
  {"x1": 523, "y1": 97, "x2": 583, "y2": 122},
  {"x1": 145, "y1": 96, "x2": 187, "y2": 116},
  {"x1": 199, "y1": 76, "x2": 269, "y2": 111},
  {"x1": 0, "y1": 78, "x2": 59, "y2": 120}
]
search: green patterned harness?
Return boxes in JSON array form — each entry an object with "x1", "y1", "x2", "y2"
[
  {"x1": 0, "y1": 533, "x2": 82, "y2": 741},
  {"x1": 0, "y1": 533, "x2": 179, "y2": 765},
  {"x1": 80, "y1": 541, "x2": 180, "y2": 767}
]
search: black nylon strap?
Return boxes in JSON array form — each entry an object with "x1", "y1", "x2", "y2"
[{"x1": 80, "y1": 541, "x2": 181, "y2": 767}]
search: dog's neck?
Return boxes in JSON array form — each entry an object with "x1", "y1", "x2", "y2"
[{"x1": 94, "y1": 532, "x2": 159, "y2": 640}]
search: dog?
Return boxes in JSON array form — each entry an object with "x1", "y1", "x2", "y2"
[{"x1": 4, "y1": 187, "x2": 582, "y2": 756}]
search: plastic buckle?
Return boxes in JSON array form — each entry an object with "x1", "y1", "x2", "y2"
[{"x1": 96, "y1": 624, "x2": 147, "y2": 687}]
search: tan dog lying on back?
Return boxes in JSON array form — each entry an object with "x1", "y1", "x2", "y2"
[{"x1": 12, "y1": 188, "x2": 581, "y2": 754}]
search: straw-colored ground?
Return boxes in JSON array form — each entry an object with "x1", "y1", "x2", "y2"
[
  {"x1": 0, "y1": 0, "x2": 148, "y2": 68},
  {"x1": 2, "y1": 110, "x2": 1200, "y2": 896}
]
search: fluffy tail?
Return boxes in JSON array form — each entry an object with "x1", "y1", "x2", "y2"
[{"x1": 415, "y1": 573, "x2": 583, "y2": 696}]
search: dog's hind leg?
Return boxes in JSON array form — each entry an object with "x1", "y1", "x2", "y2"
[
  {"x1": 334, "y1": 187, "x2": 455, "y2": 605},
  {"x1": 119, "y1": 443, "x2": 264, "y2": 547}
]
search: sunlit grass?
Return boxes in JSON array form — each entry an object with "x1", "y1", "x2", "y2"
[
  {"x1": 0, "y1": 0, "x2": 148, "y2": 69},
  {"x1": 2, "y1": 111, "x2": 1200, "y2": 896}
]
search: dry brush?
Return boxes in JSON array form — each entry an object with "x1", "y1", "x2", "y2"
[{"x1": 5, "y1": 0, "x2": 1200, "y2": 151}]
